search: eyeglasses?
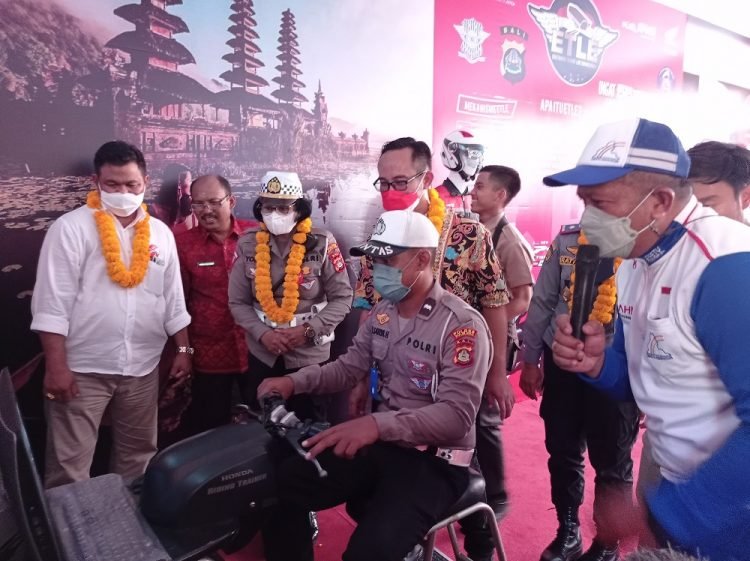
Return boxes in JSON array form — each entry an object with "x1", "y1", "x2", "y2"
[
  {"x1": 260, "y1": 203, "x2": 295, "y2": 215},
  {"x1": 373, "y1": 170, "x2": 427, "y2": 192},
  {"x1": 190, "y1": 195, "x2": 230, "y2": 211}
]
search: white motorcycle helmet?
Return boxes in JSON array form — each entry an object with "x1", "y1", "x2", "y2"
[{"x1": 440, "y1": 130, "x2": 485, "y2": 196}]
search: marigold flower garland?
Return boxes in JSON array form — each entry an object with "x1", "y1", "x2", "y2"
[
  {"x1": 568, "y1": 232, "x2": 622, "y2": 325},
  {"x1": 87, "y1": 191, "x2": 150, "y2": 288},
  {"x1": 426, "y1": 188, "x2": 447, "y2": 232},
  {"x1": 255, "y1": 217, "x2": 313, "y2": 324}
]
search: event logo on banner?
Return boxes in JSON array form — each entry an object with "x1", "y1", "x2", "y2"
[
  {"x1": 455, "y1": 17, "x2": 491, "y2": 63},
  {"x1": 500, "y1": 26, "x2": 528, "y2": 84},
  {"x1": 433, "y1": 0, "x2": 686, "y2": 264},
  {"x1": 528, "y1": 0, "x2": 619, "y2": 86}
]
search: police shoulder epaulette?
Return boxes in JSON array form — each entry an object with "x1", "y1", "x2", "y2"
[
  {"x1": 560, "y1": 223, "x2": 581, "y2": 235},
  {"x1": 310, "y1": 227, "x2": 332, "y2": 239},
  {"x1": 454, "y1": 209, "x2": 481, "y2": 222},
  {"x1": 239, "y1": 227, "x2": 260, "y2": 240},
  {"x1": 440, "y1": 292, "x2": 481, "y2": 324}
]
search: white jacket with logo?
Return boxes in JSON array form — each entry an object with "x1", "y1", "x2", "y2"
[{"x1": 586, "y1": 198, "x2": 750, "y2": 561}]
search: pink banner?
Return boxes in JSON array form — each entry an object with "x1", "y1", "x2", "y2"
[{"x1": 434, "y1": 0, "x2": 686, "y2": 265}]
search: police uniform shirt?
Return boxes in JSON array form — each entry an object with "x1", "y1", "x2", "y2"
[
  {"x1": 521, "y1": 224, "x2": 616, "y2": 365},
  {"x1": 228, "y1": 226, "x2": 353, "y2": 368},
  {"x1": 483, "y1": 214, "x2": 534, "y2": 291},
  {"x1": 290, "y1": 281, "x2": 492, "y2": 450}
]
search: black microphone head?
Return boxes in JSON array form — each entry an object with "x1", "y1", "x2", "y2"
[
  {"x1": 570, "y1": 244, "x2": 601, "y2": 340},
  {"x1": 577, "y1": 244, "x2": 600, "y2": 264}
]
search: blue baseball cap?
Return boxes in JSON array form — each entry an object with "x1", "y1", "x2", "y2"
[{"x1": 543, "y1": 118, "x2": 691, "y2": 187}]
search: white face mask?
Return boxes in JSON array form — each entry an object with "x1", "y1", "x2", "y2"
[
  {"x1": 262, "y1": 210, "x2": 298, "y2": 236},
  {"x1": 99, "y1": 189, "x2": 144, "y2": 217},
  {"x1": 580, "y1": 190, "x2": 655, "y2": 258}
]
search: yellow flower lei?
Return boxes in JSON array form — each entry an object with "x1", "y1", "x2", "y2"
[
  {"x1": 426, "y1": 188, "x2": 447, "y2": 232},
  {"x1": 87, "y1": 191, "x2": 150, "y2": 288},
  {"x1": 568, "y1": 232, "x2": 622, "y2": 324},
  {"x1": 255, "y1": 217, "x2": 313, "y2": 324}
]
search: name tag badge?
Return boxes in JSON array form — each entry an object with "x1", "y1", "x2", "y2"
[{"x1": 197, "y1": 261, "x2": 215, "y2": 267}]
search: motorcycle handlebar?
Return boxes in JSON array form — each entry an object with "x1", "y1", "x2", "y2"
[{"x1": 257, "y1": 393, "x2": 329, "y2": 478}]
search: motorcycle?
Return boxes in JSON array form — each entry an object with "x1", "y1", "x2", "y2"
[
  {"x1": 137, "y1": 394, "x2": 330, "y2": 558},
  {"x1": 0, "y1": 367, "x2": 330, "y2": 561}
]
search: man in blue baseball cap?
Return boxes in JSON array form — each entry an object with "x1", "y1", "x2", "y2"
[{"x1": 549, "y1": 118, "x2": 750, "y2": 561}]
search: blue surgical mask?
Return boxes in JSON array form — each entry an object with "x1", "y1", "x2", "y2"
[{"x1": 373, "y1": 253, "x2": 421, "y2": 302}]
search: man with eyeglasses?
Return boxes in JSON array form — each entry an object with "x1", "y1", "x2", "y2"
[
  {"x1": 351, "y1": 137, "x2": 512, "y2": 561},
  {"x1": 174, "y1": 175, "x2": 256, "y2": 436}
]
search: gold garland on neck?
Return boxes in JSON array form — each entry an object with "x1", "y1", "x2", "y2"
[
  {"x1": 254, "y1": 217, "x2": 313, "y2": 324},
  {"x1": 87, "y1": 191, "x2": 150, "y2": 288},
  {"x1": 568, "y1": 232, "x2": 622, "y2": 325},
  {"x1": 426, "y1": 188, "x2": 447, "y2": 232}
]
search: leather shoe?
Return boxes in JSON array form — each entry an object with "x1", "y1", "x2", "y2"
[
  {"x1": 578, "y1": 541, "x2": 618, "y2": 561},
  {"x1": 540, "y1": 507, "x2": 583, "y2": 561}
]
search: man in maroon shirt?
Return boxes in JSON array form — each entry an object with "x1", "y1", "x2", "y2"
[{"x1": 175, "y1": 175, "x2": 256, "y2": 434}]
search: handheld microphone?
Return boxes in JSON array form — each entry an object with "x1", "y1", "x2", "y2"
[{"x1": 570, "y1": 244, "x2": 600, "y2": 340}]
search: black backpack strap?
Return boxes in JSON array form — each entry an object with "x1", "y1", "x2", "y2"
[{"x1": 491, "y1": 215, "x2": 510, "y2": 248}]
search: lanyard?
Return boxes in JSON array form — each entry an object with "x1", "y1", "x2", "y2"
[{"x1": 369, "y1": 360, "x2": 382, "y2": 402}]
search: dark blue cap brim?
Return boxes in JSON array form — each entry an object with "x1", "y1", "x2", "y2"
[
  {"x1": 543, "y1": 164, "x2": 634, "y2": 187},
  {"x1": 349, "y1": 241, "x2": 409, "y2": 257}
]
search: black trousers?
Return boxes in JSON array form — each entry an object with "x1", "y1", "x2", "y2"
[
  {"x1": 475, "y1": 403, "x2": 506, "y2": 504},
  {"x1": 540, "y1": 344, "x2": 639, "y2": 528},
  {"x1": 262, "y1": 442, "x2": 471, "y2": 561},
  {"x1": 243, "y1": 353, "x2": 318, "y2": 422},
  {"x1": 182, "y1": 371, "x2": 246, "y2": 437},
  {"x1": 456, "y1": 404, "x2": 505, "y2": 558}
]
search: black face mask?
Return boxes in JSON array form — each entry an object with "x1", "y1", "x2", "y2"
[{"x1": 179, "y1": 193, "x2": 192, "y2": 217}]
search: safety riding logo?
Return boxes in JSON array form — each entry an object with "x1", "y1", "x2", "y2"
[
  {"x1": 527, "y1": 0, "x2": 619, "y2": 86},
  {"x1": 454, "y1": 17, "x2": 490, "y2": 64},
  {"x1": 592, "y1": 140, "x2": 625, "y2": 163},
  {"x1": 647, "y1": 332, "x2": 673, "y2": 361}
]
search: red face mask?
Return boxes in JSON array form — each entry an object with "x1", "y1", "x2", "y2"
[{"x1": 381, "y1": 190, "x2": 422, "y2": 211}]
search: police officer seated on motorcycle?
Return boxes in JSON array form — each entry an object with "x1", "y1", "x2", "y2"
[{"x1": 257, "y1": 210, "x2": 494, "y2": 561}]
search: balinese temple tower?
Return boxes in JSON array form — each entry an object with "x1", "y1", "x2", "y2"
[
  {"x1": 107, "y1": 0, "x2": 212, "y2": 105},
  {"x1": 271, "y1": 9, "x2": 308, "y2": 106}
]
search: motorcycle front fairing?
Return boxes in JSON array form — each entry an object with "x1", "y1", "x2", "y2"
[{"x1": 140, "y1": 422, "x2": 277, "y2": 528}]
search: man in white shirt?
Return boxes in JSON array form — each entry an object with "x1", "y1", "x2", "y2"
[
  {"x1": 31, "y1": 141, "x2": 192, "y2": 487},
  {"x1": 549, "y1": 119, "x2": 750, "y2": 561}
]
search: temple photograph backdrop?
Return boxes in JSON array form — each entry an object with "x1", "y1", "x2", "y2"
[
  {"x1": 0, "y1": 0, "x2": 433, "y2": 370},
  {"x1": 3, "y1": 0, "x2": 750, "y2": 372}
]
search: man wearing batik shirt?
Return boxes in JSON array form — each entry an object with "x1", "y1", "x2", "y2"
[
  {"x1": 176, "y1": 175, "x2": 255, "y2": 435},
  {"x1": 351, "y1": 137, "x2": 511, "y2": 561}
]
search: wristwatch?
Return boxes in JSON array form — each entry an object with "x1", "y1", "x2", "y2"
[
  {"x1": 303, "y1": 323, "x2": 316, "y2": 342},
  {"x1": 176, "y1": 346, "x2": 195, "y2": 355}
]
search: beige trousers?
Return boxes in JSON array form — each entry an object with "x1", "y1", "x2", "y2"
[{"x1": 44, "y1": 368, "x2": 158, "y2": 488}]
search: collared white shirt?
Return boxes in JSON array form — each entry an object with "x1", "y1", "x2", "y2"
[
  {"x1": 616, "y1": 198, "x2": 747, "y2": 481},
  {"x1": 31, "y1": 204, "x2": 191, "y2": 376}
]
